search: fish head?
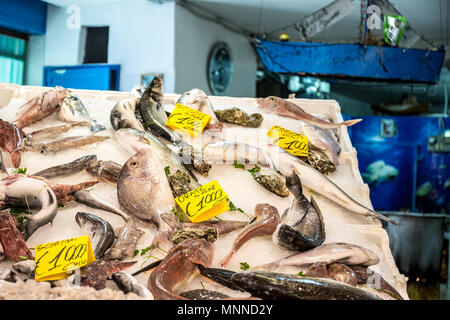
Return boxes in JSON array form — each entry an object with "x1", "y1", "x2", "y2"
[
  {"x1": 256, "y1": 96, "x2": 283, "y2": 112},
  {"x1": 121, "y1": 148, "x2": 160, "y2": 182},
  {"x1": 177, "y1": 88, "x2": 208, "y2": 109}
]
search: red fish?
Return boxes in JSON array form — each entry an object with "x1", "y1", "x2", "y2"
[
  {"x1": 0, "y1": 211, "x2": 34, "y2": 262},
  {"x1": 256, "y1": 96, "x2": 362, "y2": 129}
]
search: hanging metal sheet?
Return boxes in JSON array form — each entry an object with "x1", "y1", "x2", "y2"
[{"x1": 255, "y1": 40, "x2": 445, "y2": 84}]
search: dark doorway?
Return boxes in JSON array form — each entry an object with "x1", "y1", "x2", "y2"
[{"x1": 83, "y1": 26, "x2": 109, "y2": 64}]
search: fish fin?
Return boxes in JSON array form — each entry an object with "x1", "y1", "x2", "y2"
[
  {"x1": 310, "y1": 196, "x2": 326, "y2": 240},
  {"x1": 342, "y1": 119, "x2": 362, "y2": 127},
  {"x1": 285, "y1": 171, "x2": 303, "y2": 198}
]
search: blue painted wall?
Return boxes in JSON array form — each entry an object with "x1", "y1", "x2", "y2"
[{"x1": 0, "y1": 0, "x2": 47, "y2": 35}]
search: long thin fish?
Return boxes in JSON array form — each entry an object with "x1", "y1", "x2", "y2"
[
  {"x1": 267, "y1": 145, "x2": 396, "y2": 224},
  {"x1": 32, "y1": 154, "x2": 98, "y2": 178},
  {"x1": 24, "y1": 121, "x2": 89, "y2": 145},
  {"x1": 26, "y1": 135, "x2": 109, "y2": 154},
  {"x1": 257, "y1": 96, "x2": 362, "y2": 129},
  {"x1": 73, "y1": 190, "x2": 129, "y2": 222}
]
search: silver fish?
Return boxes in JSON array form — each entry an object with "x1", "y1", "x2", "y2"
[
  {"x1": 73, "y1": 190, "x2": 129, "y2": 222},
  {"x1": 111, "y1": 271, "x2": 153, "y2": 299},
  {"x1": 0, "y1": 175, "x2": 58, "y2": 240},
  {"x1": 267, "y1": 145, "x2": 396, "y2": 224},
  {"x1": 26, "y1": 135, "x2": 109, "y2": 154},
  {"x1": 24, "y1": 121, "x2": 89, "y2": 145},
  {"x1": 75, "y1": 212, "x2": 115, "y2": 259},
  {"x1": 272, "y1": 171, "x2": 325, "y2": 251},
  {"x1": 110, "y1": 97, "x2": 145, "y2": 132},
  {"x1": 59, "y1": 93, "x2": 106, "y2": 132}
]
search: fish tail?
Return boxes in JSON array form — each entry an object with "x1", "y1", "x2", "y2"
[
  {"x1": 90, "y1": 121, "x2": 106, "y2": 133},
  {"x1": 285, "y1": 170, "x2": 303, "y2": 198},
  {"x1": 218, "y1": 253, "x2": 233, "y2": 267},
  {"x1": 342, "y1": 119, "x2": 362, "y2": 127}
]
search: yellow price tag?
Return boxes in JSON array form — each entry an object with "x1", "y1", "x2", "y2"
[
  {"x1": 165, "y1": 103, "x2": 211, "y2": 137},
  {"x1": 34, "y1": 235, "x2": 96, "y2": 281},
  {"x1": 267, "y1": 125, "x2": 309, "y2": 157},
  {"x1": 175, "y1": 180, "x2": 230, "y2": 223}
]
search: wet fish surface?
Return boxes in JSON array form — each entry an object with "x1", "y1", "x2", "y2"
[
  {"x1": 14, "y1": 87, "x2": 68, "y2": 129},
  {"x1": 26, "y1": 135, "x2": 109, "y2": 154},
  {"x1": 80, "y1": 259, "x2": 136, "y2": 290},
  {"x1": 110, "y1": 97, "x2": 145, "y2": 132},
  {"x1": 0, "y1": 119, "x2": 25, "y2": 170},
  {"x1": 230, "y1": 271, "x2": 381, "y2": 300},
  {"x1": 257, "y1": 96, "x2": 362, "y2": 130},
  {"x1": 73, "y1": 191, "x2": 129, "y2": 222},
  {"x1": 0, "y1": 175, "x2": 58, "y2": 240},
  {"x1": 179, "y1": 289, "x2": 230, "y2": 300},
  {"x1": 112, "y1": 271, "x2": 153, "y2": 299},
  {"x1": 272, "y1": 171, "x2": 325, "y2": 251},
  {"x1": 32, "y1": 154, "x2": 98, "y2": 178},
  {"x1": 104, "y1": 219, "x2": 144, "y2": 260},
  {"x1": 215, "y1": 107, "x2": 263, "y2": 128},
  {"x1": 59, "y1": 93, "x2": 106, "y2": 132},
  {"x1": 75, "y1": 212, "x2": 115, "y2": 259},
  {"x1": 24, "y1": 121, "x2": 89, "y2": 145},
  {"x1": 219, "y1": 203, "x2": 279, "y2": 267},
  {"x1": 85, "y1": 159, "x2": 122, "y2": 184}
]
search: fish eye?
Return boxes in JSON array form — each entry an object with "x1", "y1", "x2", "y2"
[
  {"x1": 269, "y1": 97, "x2": 275, "y2": 101},
  {"x1": 130, "y1": 161, "x2": 139, "y2": 168}
]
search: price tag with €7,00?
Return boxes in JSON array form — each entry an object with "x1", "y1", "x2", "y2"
[
  {"x1": 34, "y1": 235, "x2": 96, "y2": 281},
  {"x1": 175, "y1": 180, "x2": 230, "y2": 223},
  {"x1": 165, "y1": 103, "x2": 211, "y2": 137},
  {"x1": 267, "y1": 125, "x2": 309, "y2": 157}
]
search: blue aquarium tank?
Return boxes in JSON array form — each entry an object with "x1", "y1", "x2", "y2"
[{"x1": 345, "y1": 115, "x2": 450, "y2": 214}]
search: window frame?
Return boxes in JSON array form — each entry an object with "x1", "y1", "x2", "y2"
[{"x1": 0, "y1": 28, "x2": 28, "y2": 85}]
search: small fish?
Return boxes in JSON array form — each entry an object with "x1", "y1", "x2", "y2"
[
  {"x1": 256, "y1": 96, "x2": 362, "y2": 130},
  {"x1": 24, "y1": 121, "x2": 89, "y2": 145},
  {"x1": 0, "y1": 119, "x2": 25, "y2": 170},
  {"x1": 32, "y1": 155, "x2": 98, "y2": 179},
  {"x1": 12, "y1": 259, "x2": 35, "y2": 275},
  {"x1": 215, "y1": 107, "x2": 263, "y2": 128},
  {"x1": 267, "y1": 145, "x2": 396, "y2": 224},
  {"x1": 110, "y1": 97, "x2": 145, "y2": 131},
  {"x1": 147, "y1": 238, "x2": 214, "y2": 300},
  {"x1": 73, "y1": 191, "x2": 129, "y2": 222},
  {"x1": 219, "y1": 203, "x2": 279, "y2": 267},
  {"x1": 202, "y1": 140, "x2": 273, "y2": 167},
  {"x1": 75, "y1": 212, "x2": 115, "y2": 259},
  {"x1": 252, "y1": 167, "x2": 289, "y2": 197},
  {"x1": 179, "y1": 289, "x2": 230, "y2": 300},
  {"x1": 254, "y1": 242, "x2": 380, "y2": 273},
  {"x1": 111, "y1": 271, "x2": 153, "y2": 299},
  {"x1": 0, "y1": 211, "x2": 33, "y2": 261},
  {"x1": 104, "y1": 219, "x2": 144, "y2": 260},
  {"x1": 26, "y1": 135, "x2": 109, "y2": 154},
  {"x1": 85, "y1": 159, "x2": 122, "y2": 184},
  {"x1": 138, "y1": 75, "x2": 182, "y2": 144},
  {"x1": 176, "y1": 88, "x2": 223, "y2": 131},
  {"x1": 58, "y1": 93, "x2": 106, "y2": 132},
  {"x1": 230, "y1": 271, "x2": 381, "y2": 300},
  {"x1": 297, "y1": 122, "x2": 341, "y2": 167},
  {"x1": 362, "y1": 160, "x2": 399, "y2": 186},
  {"x1": 272, "y1": 171, "x2": 325, "y2": 251},
  {"x1": 416, "y1": 182, "x2": 433, "y2": 197},
  {"x1": 0, "y1": 175, "x2": 58, "y2": 240},
  {"x1": 80, "y1": 259, "x2": 136, "y2": 290},
  {"x1": 14, "y1": 87, "x2": 68, "y2": 129}
]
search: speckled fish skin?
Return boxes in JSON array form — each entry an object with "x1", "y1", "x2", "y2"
[
  {"x1": 0, "y1": 119, "x2": 25, "y2": 169},
  {"x1": 272, "y1": 171, "x2": 325, "y2": 251},
  {"x1": 85, "y1": 159, "x2": 122, "y2": 184},
  {"x1": 147, "y1": 238, "x2": 214, "y2": 300},
  {"x1": 176, "y1": 88, "x2": 223, "y2": 131},
  {"x1": 110, "y1": 97, "x2": 145, "y2": 131},
  {"x1": 180, "y1": 289, "x2": 230, "y2": 300},
  {"x1": 230, "y1": 271, "x2": 381, "y2": 300},
  {"x1": 138, "y1": 75, "x2": 182, "y2": 144},
  {"x1": 219, "y1": 203, "x2": 279, "y2": 267},
  {"x1": 14, "y1": 87, "x2": 68, "y2": 129},
  {"x1": 59, "y1": 93, "x2": 106, "y2": 133},
  {"x1": 26, "y1": 135, "x2": 110, "y2": 154},
  {"x1": 215, "y1": 107, "x2": 263, "y2": 128},
  {"x1": 32, "y1": 154, "x2": 98, "y2": 179},
  {"x1": 24, "y1": 121, "x2": 89, "y2": 145},
  {"x1": 0, "y1": 211, "x2": 33, "y2": 262},
  {"x1": 254, "y1": 242, "x2": 380, "y2": 273},
  {"x1": 0, "y1": 175, "x2": 58, "y2": 241},
  {"x1": 75, "y1": 212, "x2": 115, "y2": 259},
  {"x1": 256, "y1": 96, "x2": 362, "y2": 130},
  {"x1": 267, "y1": 145, "x2": 396, "y2": 224}
]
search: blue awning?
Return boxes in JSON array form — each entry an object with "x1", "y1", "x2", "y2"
[{"x1": 254, "y1": 40, "x2": 446, "y2": 84}]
